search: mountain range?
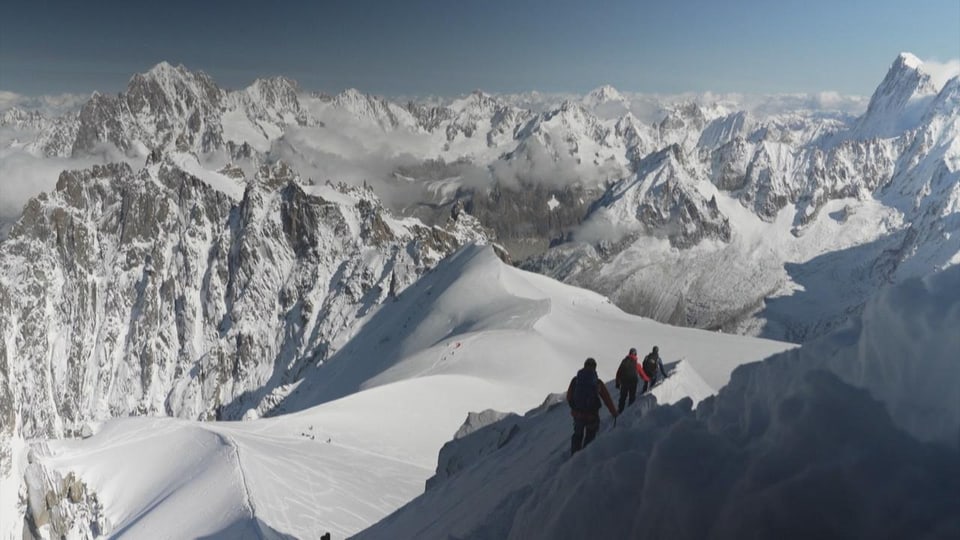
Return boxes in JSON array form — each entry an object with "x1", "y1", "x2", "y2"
[
  {"x1": 3, "y1": 54, "x2": 956, "y2": 343},
  {"x1": 0, "y1": 52, "x2": 958, "y2": 538}
]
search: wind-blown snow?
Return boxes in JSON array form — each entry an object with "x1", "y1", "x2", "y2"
[{"x1": 11, "y1": 245, "x2": 792, "y2": 538}]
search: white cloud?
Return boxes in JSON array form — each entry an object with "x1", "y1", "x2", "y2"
[
  {"x1": 920, "y1": 58, "x2": 960, "y2": 90},
  {"x1": 0, "y1": 90, "x2": 88, "y2": 116},
  {"x1": 0, "y1": 143, "x2": 135, "y2": 237}
]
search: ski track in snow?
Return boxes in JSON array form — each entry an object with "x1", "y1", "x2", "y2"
[{"x1": 212, "y1": 430, "x2": 257, "y2": 523}]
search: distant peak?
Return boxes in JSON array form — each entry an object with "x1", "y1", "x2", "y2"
[
  {"x1": 877, "y1": 52, "x2": 936, "y2": 95},
  {"x1": 146, "y1": 61, "x2": 182, "y2": 76},
  {"x1": 468, "y1": 89, "x2": 495, "y2": 102},
  {"x1": 338, "y1": 88, "x2": 365, "y2": 98},
  {"x1": 251, "y1": 76, "x2": 299, "y2": 91},
  {"x1": 586, "y1": 84, "x2": 623, "y2": 101},
  {"x1": 135, "y1": 62, "x2": 205, "y2": 87}
]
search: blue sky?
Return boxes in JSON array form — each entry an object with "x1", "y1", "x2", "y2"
[{"x1": 1, "y1": 0, "x2": 958, "y2": 97}]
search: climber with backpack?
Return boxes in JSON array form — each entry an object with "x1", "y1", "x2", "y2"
[
  {"x1": 641, "y1": 345, "x2": 667, "y2": 394},
  {"x1": 567, "y1": 357, "x2": 618, "y2": 455},
  {"x1": 615, "y1": 347, "x2": 642, "y2": 413}
]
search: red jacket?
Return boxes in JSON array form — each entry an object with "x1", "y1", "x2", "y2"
[{"x1": 616, "y1": 353, "x2": 649, "y2": 384}]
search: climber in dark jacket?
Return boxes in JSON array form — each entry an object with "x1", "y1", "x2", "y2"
[
  {"x1": 567, "y1": 357, "x2": 618, "y2": 454},
  {"x1": 641, "y1": 345, "x2": 667, "y2": 393},
  {"x1": 615, "y1": 347, "x2": 642, "y2": 413}
]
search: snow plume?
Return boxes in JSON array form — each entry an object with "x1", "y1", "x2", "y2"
[
  {"x1": 921, "y1": 57, "x2": 960, "y2": 90},
  {"x1": 0, "y1": 90, "x2": 87, "y2": 116},
  {"x1": 574, "y1": 209, "x2": 643, "y2": 244}
]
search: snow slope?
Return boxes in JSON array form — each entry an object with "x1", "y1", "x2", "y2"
[
  {"x1": 359, "y1": 260, "x2": 960, "y2": 540},
  {"x1": 11, "y1": 245, "x2": 793, "y2": 539}
]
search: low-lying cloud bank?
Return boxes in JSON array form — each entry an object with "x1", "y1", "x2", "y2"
[
  {"x1": 0, "y1": 91, "x2": 88, "y2": 116},
  {"x1": 0, "y1": 142, "x2": 136, "y2": 239}
]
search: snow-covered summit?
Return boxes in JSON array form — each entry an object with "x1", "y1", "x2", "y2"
[
  {"x1": 896, "y1": 51, "x2": 924, "y2": 71},
  {"x1": 583, "y1": 84, "x2": 631, "y2": 120},
  {"x1": 851, "y1": 51, "x2": 940, "y2": 140},
  {"x1": 583, "y1": 84, "x2": 626, "y2": 106},
  {"x1": 329, "y1": 87, "x2": 418, "y2": 130}
]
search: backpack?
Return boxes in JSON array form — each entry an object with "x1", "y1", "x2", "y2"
[
  {"x1": 570, "y1": 369, "x2": 601, "y2": 412},
  {"x1": 643, "y1": 354, "x2": 659, "y2": 378},
  {"x1": 618, "y1": 356, "x2": 638, "y2": 383}
]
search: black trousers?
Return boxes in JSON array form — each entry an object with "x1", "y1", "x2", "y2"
[
  {"x1": 618, "y1": 380, "x2": 638, "y2": 413},
  {"x1": 571, "y1": 415, "x2": 600, "y2": 454}
]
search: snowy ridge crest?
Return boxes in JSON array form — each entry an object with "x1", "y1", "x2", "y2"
[{"x1": 359, "y1": 266, "x2": 960, "y2": 540}]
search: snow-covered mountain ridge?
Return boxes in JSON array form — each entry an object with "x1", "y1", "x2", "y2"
[
  {"x1": 526, "y1": 53, "x2": 960, "y2": 340},
  {"x1": 4, "y1": 53, "x2": 956, "y2": 342},
  {"x1": 0, "y1": 152, "x2": 499, "y2": 522},
  {"x1": 6, "y1": 244, "x2": 793, "y2": 539},
  {"x1": 359, "y1": 261, "x2": 960, "y2": 540}
]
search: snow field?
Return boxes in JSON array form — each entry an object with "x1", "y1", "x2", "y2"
[{"x1": 21, "y1": 245, "x2": 793, "y2": 538}]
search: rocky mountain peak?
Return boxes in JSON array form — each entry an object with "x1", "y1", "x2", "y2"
[
  {"x1": 128, "y1": 62, "x2": 224, "y2": 107},
  {"x1": 450, "y1": 90, "x2": 503, "y2": 115},
  {"x1": 852, "y1": 52, "x2": 940, "y2": 140},
  {"x1": 239, "y1": 76, "x2": 306, "y2": 125},
  {"x1": 247, "y1": 76, "x2": 300, "y2": 98},
  {"x1": 331, "y1": 88, "x2": 414, "y2": 130}
]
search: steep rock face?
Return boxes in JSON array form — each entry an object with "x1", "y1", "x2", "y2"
[
  {"x1": 592, "y1": 145, "x2": 730, "y2": 248},
  {"x1": 33, "y1": 113, "x2": 80, "y2": 158},
  {"x1": 66, "y1": 63, "x2": 307, "y2": 158},
  {"x1": 443, "y1": 91, "x2": 531, "y2": 146},
  {"x1": 331, "y1": 88, "x2": 419, "y2": 130},
  {"x1": 657, "y1": 102, "x2": 710, "y2": 151},
  {"x1": 852, "y1": 52, "x2": 939, "y2": 140},
  {"x1": 883, "y1": 76, "x2": 960, "y2": 280},
  {"x1": 614, "y1": 112, "x2": 658, "y2": 163},
  {"x1": 697, "y1": 111, "x2": 749, "y2": 150},
  {"x1": 796, "y1": 137, "x2": 902, "y2": 225},
  {"x1": 405, "y1": 101, "x2": 456, "y2": 132},
  {"x1": 0, "y1": 156, "x2": 497, "y2": 453},
  {"x1": 237, "y1": 77, "x2": 309, "y2": 126},
  {"x1": 72, "y1": 63, "x2": 226, "y2": 156}
]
